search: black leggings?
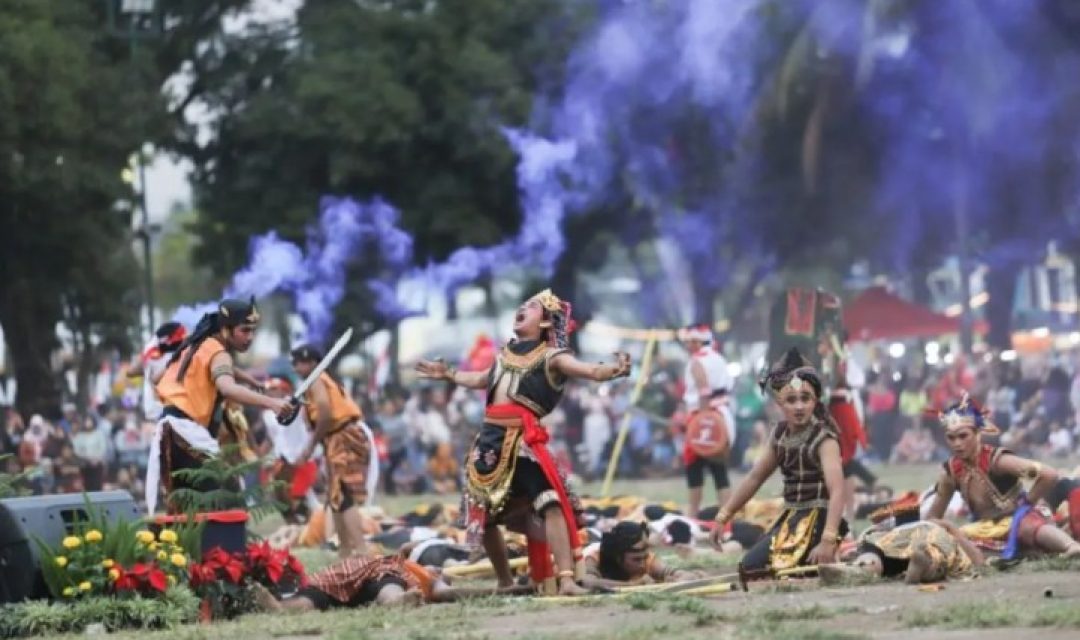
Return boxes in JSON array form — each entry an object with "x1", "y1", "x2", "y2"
[{"x1": 686, "y1": 457, "x2": 730, "y2": 490}]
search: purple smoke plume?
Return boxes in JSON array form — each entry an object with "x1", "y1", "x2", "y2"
[{"x1": 173, "y1": 196, "x2": 420, "y2": 344}]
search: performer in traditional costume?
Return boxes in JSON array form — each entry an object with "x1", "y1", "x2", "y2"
[
  {"x1": 925, "y1": 395, "x2": 1080, "y2": 559},
  {"x1": 291, "y1": 344, "x2": 380, "y2": 558},
  {"x1": 820, "y1": 500, "x2": 983, "y2": 585},
  {"x1": 710, "y1": 349, "x2": 847, "y2": 576},
  {"x1": 581, "y1": 521, "x2": 698, "y2": 588},
  {"x1": 145, "y1": 298, "x2": 291, "y2": 514},
  {"x1": 251, "y1": 554, "x2": 512, "y2": 612},
  {"x1": 127, "y1": 321, "x2": 187, "y2": 421},
  {"x1": 415, "y1": 289, "x2": 632, "y2": 595},
  {"x1": 679, "y1": 324, "x2": 737, "y2": 519}
]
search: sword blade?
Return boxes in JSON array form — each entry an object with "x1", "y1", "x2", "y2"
[{"x1": 293, "y1": 327, "x2": 353, "y2": 398}]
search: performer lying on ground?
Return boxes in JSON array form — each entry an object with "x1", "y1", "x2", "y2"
[
  {"x1": 820, "y1": 500, "x2": 984, "y2": 585},
  {"x1": 925, "y1": 395, "x2": 1080, "y2": 559},
  {"x1": 582, "y1": 521, "x2": 700, "y2": 589},
  {"x1": 710, "y1": 348, "x2": 848, "y2": 575},
  {"x1": 416, "y1": 289, "x2": 632, "y2": 595},
  {"x1": 292, "y1": 344, "x2": 379, "y2": 558},
  {"x1": 146, "y1": 298, "x2": 292, "y2": 514},
  {"x1": 251, "y1": 555, "x2": 523, "y2": 612}
]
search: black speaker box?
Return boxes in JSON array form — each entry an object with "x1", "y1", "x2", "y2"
[{"x1": 0, "y1": 491, "x2": 140, "y2": 603}]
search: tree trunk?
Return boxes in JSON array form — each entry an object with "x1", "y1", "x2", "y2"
[
  {"x1": 0, "y1": 281, "x2": 63, "y2": 420},
  {"x1": 985, "y1": 263, "x2": 1019, "y2": 350},
  {"x1": 387, "y1": 322, "x2": 401, "y2": 387},
  {"x1": 74, "y1": 323, "x2": 95, "y2": 416}
]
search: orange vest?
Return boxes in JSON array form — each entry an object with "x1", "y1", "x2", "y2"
[
  {"x1": 156, "y1": 339, "x2": 227, "y2": 426},
  {"x1": 303, "y1": 372, "x2": 362, "y2": 430}
]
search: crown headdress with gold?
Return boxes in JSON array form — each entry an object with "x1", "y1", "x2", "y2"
[
  {"x1": 759, "y1": 347, "x2": 822, "y2": 398},
  {"x1": 932, "y1": 393, "x2": 999, "y2": 435},
  {"x1": 526, "y1": 288, "x2": 575, "y2": 348},
  {"x1": 529, "y1": 288, "x2": 564, "y2": 313}
]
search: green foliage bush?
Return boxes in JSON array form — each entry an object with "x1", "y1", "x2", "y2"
[{"x1": 0, "y1": 586, "x2": 198, "y2": 638}]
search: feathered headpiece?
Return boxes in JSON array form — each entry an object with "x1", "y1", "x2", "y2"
[
  {"x1": 929, "y1": 392, "x2": 999, "y2": 436},
  {"x1": 528, "y1": 288, "x2": 576, "y2": 349}
]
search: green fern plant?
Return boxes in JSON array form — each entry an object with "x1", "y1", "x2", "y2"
[{"x1": 167, "y1": 445, "x2": 284, "y2": 524}]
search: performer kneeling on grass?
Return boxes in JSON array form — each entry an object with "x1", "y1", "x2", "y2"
[
  {"x1": 582, "y1": 521, "x2": 700, "y2": 589},
  {"x1": 146, "y1": 298, "x2": 292, "y2": 515},
  {"x1": 415, "y1": 289, "x2": 632, "y2": 596},
  {"x1": 925, "y1": 395, "x2": 1080, "y2": 559},
  {"x1": 291, "y1": 344, "x2": 379, "y2": 559},
  {"x1": 710, "y1": 349, "x2": 847, "y2": 575}
]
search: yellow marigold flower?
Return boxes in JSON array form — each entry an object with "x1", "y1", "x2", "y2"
[
  {"x1": 158, "y1": 529, "x2": 178, "y2": 544},
  {"x1": 157, "y1": 550, "x2": 168, "y2": 562},
  {"x1": 55, "y1": 556, "x2": 68, "y2": 568},
  {"x1": 102, "y1": 559, "x2": 115, "y2": 569},
  {"x1": 62, "y1": 536, "x2": 81, "y2": 550},
  {"x1": 149, "y1": 542, "x2": 160, "y2": 551},
  {"x1": 108, "y1": 568, "x2": 120, "y2": 581},
  {"x1": 62, "y1": 587, "x2": 75, "y2": 598},
  {"x1": 78, "y1": 581, "x2": 92, "y2": 592},
  {"x1": 135, "y1": 530, "x2": 154, "y2": 544},
  {"x1": 84, "y1": 530, "x2": 103, "y2": 543},
  {"x1": 170, "y1": 553, "x2": 187, "y2": 568}
]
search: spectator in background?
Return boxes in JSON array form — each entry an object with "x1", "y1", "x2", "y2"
[
  {"x1": 898, "y1": 377, "x2": 927, "y2": 435},
  {"x1": 55, "y1": 443, "x2": 84, "y2": 493},
  {"x1": 866, "y1": 374, "x2": 898, "y2": 461},
  {"x1": 427, "y1": 442, "x2": 460, "y2": 494},
  {"x1": 890, "y1": 421, "x2": 936, "y2": 464},
  {"x1": 114, "y1": 417, "x2": 149, "y2": 470},
  {"x1": 1047, "y1": 421, "x2": 1074, "y2": 458},
  {"x1": 58, "y1": 403, "x2": 79, "y2": 436},
  {"x1": 40, "y1": 419, "x2": 68, "y2": 461},
  {"x1": 987, "y1": 367, "x2": 1017, "y2": 431},
  {"x1": 72, "y1": 416, "x2": 108, "y2": 491},
  {"x1": 376, "y1": 398, "x2": 408, "y2": 495},
  {"x1": 583, "y1": 398, "x2": 612, "y2": 478}
]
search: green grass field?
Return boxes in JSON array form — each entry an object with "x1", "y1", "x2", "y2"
[{"x1": 42, "y1": 461, "x2": 1080, "y2": 640}]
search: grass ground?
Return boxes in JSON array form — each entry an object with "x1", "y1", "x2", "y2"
[{"x1": 51, "y1": 461, "x2": 1080, "y2": 640}]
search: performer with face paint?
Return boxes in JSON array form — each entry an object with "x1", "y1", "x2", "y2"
[
  {"x1": 709, "y1": 349, "x2": 847, "y2": 575},
  {"x1": 415, "y1": 289, "x2": 632, "y2": 596},
  {"x1": 925, "y1": 395, "x2": 1080, "y2": 559},
  {"x1": 145, "y1": 298, "x2": 292, "y2": 514}
]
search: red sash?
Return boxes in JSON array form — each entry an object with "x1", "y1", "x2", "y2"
[{"x1": 478, "y1": 403, "x2": 581, "y2": 583}]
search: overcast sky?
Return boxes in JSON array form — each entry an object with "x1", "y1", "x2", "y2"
[{"x1": 145, "y1": 0, "x2": 302, "y2": 222}]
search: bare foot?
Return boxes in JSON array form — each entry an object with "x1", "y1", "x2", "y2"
[
  {"x1": 1064, "y1": 544, "x2": 1080, "y2": 559},
  {"x1": 556, "y1": 577, "x2": 588, "y2": 597},
  {"x1": 905, "y1": 548, "x2": 932, "y2": 585},
  {"x1": 251, "y1": 583, "x2": 283, "y2": 612}
]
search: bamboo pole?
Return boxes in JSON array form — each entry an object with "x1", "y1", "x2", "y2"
[
  {"x1": 443, "y1": 556, "x2": 530, "y2": 578},
  {"x1": 600, "y1": 331, "x2": 659, "y2": 497}
]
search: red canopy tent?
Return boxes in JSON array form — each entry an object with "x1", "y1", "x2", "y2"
[{"x1": 843, "y1": 286, "x2": 986, "y2": 342}]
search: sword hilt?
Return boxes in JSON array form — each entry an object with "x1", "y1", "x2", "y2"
[{"x1": 278, "y1": 397, "x2": 302, "y2": 425}]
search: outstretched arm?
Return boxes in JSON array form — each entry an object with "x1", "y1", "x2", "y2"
[
  {"x1": 994, "y1": 452, "x2": 1059, "y2": 506},
  {"x1": 712, "y1": 445, "x2": 778, "y2": 533},
  {"x1": 550, "y1": 352, "x2": 631, "y2": 383},
  {"x1": 211, "y1": 352, "x2": 288, "y2": 413},
  {"x1": 298, "y1": 379, "x2": 332, "y2": 464},
  {"x1": 415, "y1": 360, "x2": 490, "y2": 390},
  {"x1": 232, "y1": 367, "x2": 265, "y2": 392}
]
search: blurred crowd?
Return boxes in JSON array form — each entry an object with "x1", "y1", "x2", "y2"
[{"x1": 2, "y1": 346, "x2": 1079, "y2": 506}]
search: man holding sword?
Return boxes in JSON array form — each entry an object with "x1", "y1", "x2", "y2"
[{"x1": 290, "y1": 331, "x2": 376, "y2": 558}]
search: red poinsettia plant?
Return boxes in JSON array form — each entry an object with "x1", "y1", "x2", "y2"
[
  {"x1": 188, "y1": 543, "x2": 306, "y2": 619},
  {"x1": 112, "y1": 562, "x2": 170, "y2": 596}
]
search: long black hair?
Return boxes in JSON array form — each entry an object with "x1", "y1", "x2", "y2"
[
  {"x1": 597, "y1": 521, "x2": 649, "y2": 580},
  {"x1": 168, "y1": 297, "x2": 258, "y2": 383}
]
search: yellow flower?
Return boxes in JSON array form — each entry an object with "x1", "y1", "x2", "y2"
[
  {"x1": 157, "y1": 550, "x2": 168, "y2": 562},
  {"x1": 102, "y1": 559, "x2": 115, "y2": 569},
  {"x1": 55, "y1": 556, "x2": 68, "y2": 568},
  {"x1": 84, "y1": 530, "x2": 103, "y2": 543},
  {"x1": 62, "y1": 536, "x2": 81, "y2": 550},
  {"x1": 167, "y1": 575, "x2": 177, "y2": 586},
  {"x1": 108, "y1": 568, "x2": 120, "y2": 582},
  {"x1": 170, "y1": 553, "x2": 187, "y2": 568},
  {"x1": 62, "y1": 587, "x2": 75, "y2": 598},
  {"x1": 78, "y1": 581, "x2": 92, "y2": 592},
  {"x1": 158, "y1": 529, "x2": 178, "y2": 544},
  {"x1": 149, "y1": 542, "x2": 160, "y2": 551},
  {"x1": 135, "y1": 530, "x2": 154, "y2": 544}
]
